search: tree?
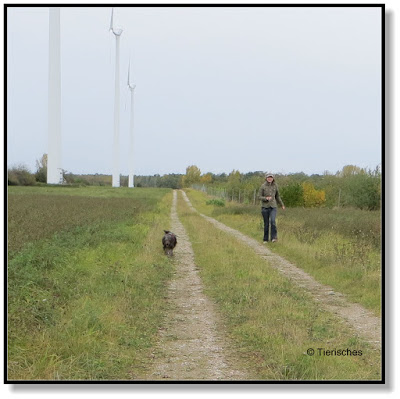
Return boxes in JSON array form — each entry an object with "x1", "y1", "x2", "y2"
[
  {"x1": 302, "y1": 182, "x2": 326, "y2": 207},
  {"x1": 342, "y1": 173, "x2": 380, "y2": 210},
  {"x1": 182, "y1": 165, "x2": 201, "y2": 187},
  {"x1": 339, "y1": 165, "x2": 363, "y2": 177},
  {"x1": 35, "y1": 153, "x2": 48, "y2": 183},
  {"x1": 280, "y1": 183, "x2": 304, "y2": 207},
  {"x1": 227, "y1": 169, "x2": 241, "y2": 184},
  {"x1": 200, "y1": 173, "x2": 213, "y2": 184},
  {"x1": 159, "y1": 174, "x2": 182, "y2": 189},
  {"x1": 226, "y1": 169, "x2": 241, "y2": 192}
]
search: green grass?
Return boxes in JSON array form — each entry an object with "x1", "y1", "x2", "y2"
[
  {"x1": 176, "y1": 191, "x2": 381, "y2": 381},
  {"x1": 8, "y1": 186, "x2": 174, "y2": 381},
  {"x1": 8, "y1": 187, "x2": 170, "y2": 257},
  {"x1": 8, "y1": 185, "x2": 382, "y2": 380},
  {"x1": 185, "y1": 189, "x2": 381, "y2": 316},
  {"x1": 7, "y1": 185, "x2": 166, "y2": 198}
]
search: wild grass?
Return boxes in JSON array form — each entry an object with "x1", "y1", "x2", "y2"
[
  {"x1": 176, "y1": 191, "x2": 381, "y2": 381},
  {"x1": 8, "y1": 187, "x2": 170, "y2": 257},
  {"x1": 185, "y1": 189, "x2": 381, "y2": 316},
  {"x1": 8, "y1": 187, "x2": 173, "y2": 381},
  {"x1": 205, "y1": 198, "x2": 225, "y2": 207}
]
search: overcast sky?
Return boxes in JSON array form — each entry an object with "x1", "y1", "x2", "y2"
[{"x1": 7, "y1": 6, "x2": 382, "y2": 176}]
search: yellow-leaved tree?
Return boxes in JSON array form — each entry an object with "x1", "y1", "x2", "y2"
[
  {"x1": 302, "y1": 182, "x2": 326, "y2": 207},
  {"x1": 200, "y1": 173, "x2": 213, "y2": 184}
]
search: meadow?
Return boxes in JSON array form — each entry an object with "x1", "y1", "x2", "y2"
[
  {"x1": 8, "y1": 186, "x2": 173, "y2": 380},
  {"x1": 177, "y1": 191, "x2": 381, "y2": 380},
  {"x1": 7, "y1": 185, "x2": 382, "y2": 381},
  {"x1": 184, "y1": 189, "x2": 382, "y2": 316}
]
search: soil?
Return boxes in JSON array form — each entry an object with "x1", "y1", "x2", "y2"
[{"x1": 180, "y1": 190, "x2": 381, "y2": 350}]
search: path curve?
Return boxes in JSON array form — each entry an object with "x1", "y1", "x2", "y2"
[
  {"x1": 145, "y1": 190, "x2": 249, "y2": 380},
  {"x1": 181, "y1": 190, "x2": 381, "y2": 350}
]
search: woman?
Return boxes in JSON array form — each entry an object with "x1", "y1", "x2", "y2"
[{"x1": 258, "y1": 173, "x2": 285, "y2": 243}]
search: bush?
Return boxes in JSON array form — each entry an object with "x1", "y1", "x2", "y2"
[
  {"x1": 280, "y1": 183, "x2": 303, "y2": 207},
  {"x1": 206, "y1": 199, "x2": 225, "y2": 207},
  {"x1": 35, "y1": 167, "x2": 47, "y2": 183},
  {"x1": 342, "y1": 174, "x2": 380, "y2": 211},
  {"x1": 35, "y1": 154, "x2": 47, "y2": 183},
  {"x1": 8, "y1": 165, "x2": 36, "y2": 186},
  {"x1": 302, "y1": 182, "x2": 326, "y2": 208}
]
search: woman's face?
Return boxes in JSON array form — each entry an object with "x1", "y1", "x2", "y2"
[{"x1": 266, "y1": 176, "x2": 274, "y2": 183}]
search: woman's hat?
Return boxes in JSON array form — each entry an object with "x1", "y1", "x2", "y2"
[{"x1": 265, "y1": 173, "x2": 274, "y2": 178}]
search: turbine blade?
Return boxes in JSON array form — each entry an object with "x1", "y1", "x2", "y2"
[
  {"x1": 109, "y1": 7, "x2": 114, "y2": 31},
  {"x1": 127, "y1": 59, "x2": 130, "y2": 86}
]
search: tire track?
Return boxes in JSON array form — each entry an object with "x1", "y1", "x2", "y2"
[
  {"x1": 180, "y1": 190, "x2": 381, "y2": 350},
  {"x1": 145, "y1": 190, "x2": 249, "y2": 380}
]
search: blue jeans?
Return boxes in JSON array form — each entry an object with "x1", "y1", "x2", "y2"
[{"x1": 261, "y1": 207, "x2": 277, "y2": 241}]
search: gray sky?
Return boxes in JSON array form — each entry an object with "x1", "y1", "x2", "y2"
[{"x1": 7, "y1": 6, "x2": 382, "y2": 176}]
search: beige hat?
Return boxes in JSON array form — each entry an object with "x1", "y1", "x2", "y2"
[{"x1": 265, "y1": 173, "x2": 274, "y2": 178}]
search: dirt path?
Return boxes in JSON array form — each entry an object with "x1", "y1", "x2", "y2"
[
  {"x1": 181, "y1": 190, "x2": 381, "y2": 350},
  {"x1": 144, "y1": 191, "x2": 249, "y2": 381}
]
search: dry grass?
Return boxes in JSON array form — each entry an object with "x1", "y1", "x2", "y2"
[
  {"x1": 185, "y1": 189, "x2": 381, "y2": 315},
  {"x1": 8, "y1": 187, "x2": 174, "y2": 381},
  {"x1": 177, "y1": 191, "x2": 381, "y2": 381},
  {"x1": 8, "y1": 186, "x2": 170, "y2": 257}
]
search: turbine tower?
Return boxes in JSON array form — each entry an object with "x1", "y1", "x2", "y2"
[
  {"x1": 47, "y1": 7, "x2": 63, "y2": 184},
  {"x1": 110, "y1": 8, "x2": 123, "y2": 188},
  {"x1": 127, "y1": 61, "x2": 136, "y2": 188}
]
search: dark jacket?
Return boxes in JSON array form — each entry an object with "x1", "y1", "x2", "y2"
[{"x1": 258, "y1": 181, "x2": 284, "y2": 208}]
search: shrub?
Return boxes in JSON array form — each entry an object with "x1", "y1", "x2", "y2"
[
  {"x1": 342, "y1": 174, "x2": 380, "y2": 211},
  {"x1": 35, "y1": 154, "x2": 48, "y2": 183},
  {"x1": 8, "y1": 165, "x2": 36, "y2": 186},
  {"x1": 302, "y1": 182, "x2": 326, "y2": 207},
  {"x1": 280, "y1": 183, "x2": 303, "y2": 207},
  {"x1": 206, "y1": 199, "x2": 225, "y2": 207}
]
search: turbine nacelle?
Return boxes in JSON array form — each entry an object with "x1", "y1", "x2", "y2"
[
  {"x1": 110, "y1": 8, "x2": 123, "y2": 36},
  {"x1": 127, "y1": 60, "x2": 136, "y2": 90},
  {"x1": 112, "y1": 28, "x2": 123, "y2": 36}
]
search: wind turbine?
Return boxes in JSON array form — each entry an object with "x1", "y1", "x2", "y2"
[
  {"x1": 110, "y1": 8, "x2": 123, "y2": 188},
  {"x1": 47, "y1": 7, "x2": 63, "y2": 184},
  {"x1": 127, "y1": 61, "x2": 136, "y2": 188}
]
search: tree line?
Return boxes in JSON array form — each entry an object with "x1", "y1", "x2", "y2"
[
  {"x1": 8, "y1": 155, "x2": 381, "y2": 210},
  {"x1": 183, "y1": 165, "x2": 381, "y2": 211}
]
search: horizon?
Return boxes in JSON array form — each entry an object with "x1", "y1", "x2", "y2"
[{"x1": 8, "y1": 161, "x2": 381, "y2": 179}]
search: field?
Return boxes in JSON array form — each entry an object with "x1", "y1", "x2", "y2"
[
  {"x1": 7, "y1": 186, "x2": 382, "y2": 381},
  {"x1": 8, "y1": 186, "x2": 173, "y2": 380},
  {"x1": 176, "y1": 192, "x2": 381, "y2": 380},
  {"x1": 185, "y1": 189, "x2": 381, "y2": 316}
]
